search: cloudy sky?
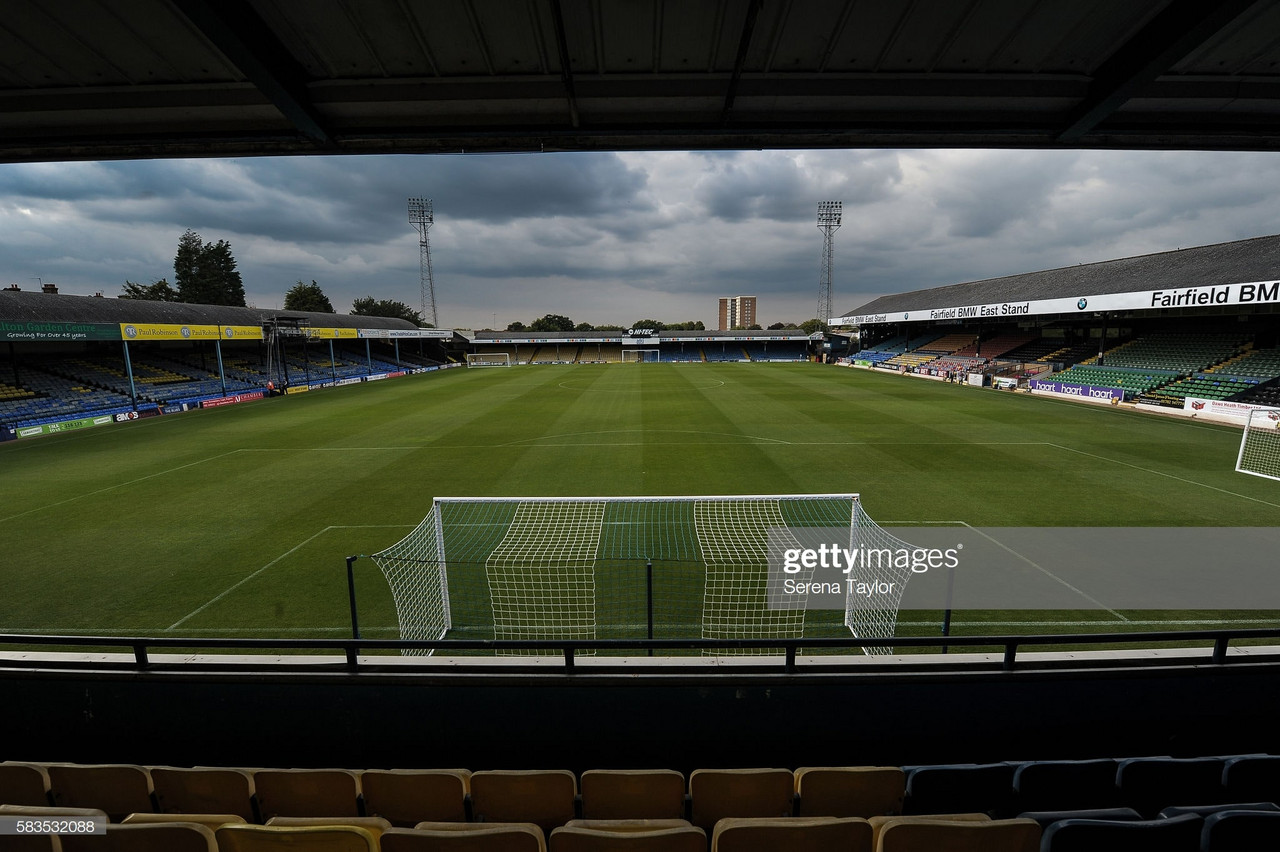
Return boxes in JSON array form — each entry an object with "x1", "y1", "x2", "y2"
[{"x1": 2, "y1": 148, "x2": 1278, "y2": 330}]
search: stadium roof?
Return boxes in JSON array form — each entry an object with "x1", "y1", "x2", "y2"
[
  {"x1": 474, "y1": 329, "x2": 812, "y2": 343},
  {"x1": 0, "y1": 288, "x2": 446, "y2": 335},
  {"x1": 835, "y1": 232, "x2": 1280, "y2": 325},
  {"x1": 4, "y1": 0, "x2": 1280, "y2": 163}
]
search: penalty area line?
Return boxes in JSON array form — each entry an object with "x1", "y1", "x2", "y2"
[
  {"x1": 1048, "y1": 443, "x2": 1280, "y2": 510},
  {"x1": 878, "y1": 519, "x2": 1129, "y2": 622},
  {"x1": 0, "y1": 449, "x2": 245, "y2": 526},
  {"x1": 165, "y1": 524, "x2": 413, "y2": 632}
]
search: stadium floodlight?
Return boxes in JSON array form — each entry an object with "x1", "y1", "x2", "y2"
[
  {"x1": 1236, "y1": 408, "x2": 1280, "y2": 481},
  {"x1": 408, "y1": 197, "x2": 439, "y2": 328},
  {"x1": 816, "y1": 201, "x2": 842, "y2": 327},
  {"x1": 366, "y1": 494, "x2": 921, "y2": 657}
]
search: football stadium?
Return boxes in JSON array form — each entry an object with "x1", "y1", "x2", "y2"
[{"x1": 5, "y1": 3, "x2": 1280, "y2": 851}]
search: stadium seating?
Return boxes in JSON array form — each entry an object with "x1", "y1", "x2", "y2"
[
  {"x1": 123, "y1": 812, "x2": 249, "y2": 829},
  {"x1": 1043, "y1": 364, "x2": 1176, "y2": 398},
  {"x1": 710, "y1": 816, "x2": 872, "y2": 852},
  {"x1": 251, "y1": 769, "x2": 361, "y2": 820},
  {"x1": 550, "y1": 823, "x2": 705, "y2": 851},
  {"x1": 59, "y1": 821, "x2": 218, "y2": 852},
  {"x1": 874, "y1": 816, "x2": 1040, "y2": 851},
  {"x1": 383, "y1": 822, "x2": 547, "y2": 851},
  {"x1": 46, "y1": 763, "x2": 154, "y2": 822},
  {"x1": 1090, "y1": 331, "x2": 1245, "y2": 374},
  {"x1": 1037, "y1": 812, "x2": 1202, "y2": 851},
  {"x1": 360, "y1": 769, "x2": 471, "y2": 826},
  {"x1": 0, "y1": 762, "x2": 52, "y2": 806},
  {"x1": 902, "y1": 763, "x2": 1015, "y2": 816},
  {"x1": 150, "y1": 766, "x2": 256, "y2": 821},
  {"x1": 1010, "y1": 759, "x2": 1119, "y2": 813},
  {"x1": 468, "y1": 770, "x2": 578, "y2": 833},
  {"x1": 687, "y1": 769, "x2": 795, "y2": 832},
  {"x1": 579, "y1": 770, "x2": 686, "y2": 821},
  {"x1": 1140, "y1": 373, "x2": 1262, "y2": 406},
  {"x1": 215, "y1": 823, "x2": 379, "y2": 851},
  {"x1": 792, "y1": 766, "x2": 905, "y2": 818},
  {"x1": 951, "y1": 331, "x2": 1039, "y2": 360},
  {"x1": 1200, "y1": 809, "x2": 1280, "y2": 851},
  {"x1": 9, "y1": 755, "x2": 1280, "y2": 850},
  {"x1": 1222, "y1": 755, "x2": 1280, "y2": 803},
  {"x1": 1015, "y1": 807, "x2": 1142, "y2": 828},
  {"x1": 266, "y1": 816, "x2": 392, "y2": 838},
  {"x1": 1114, "y1": 756, "x2": 1229, "y2": 818}
]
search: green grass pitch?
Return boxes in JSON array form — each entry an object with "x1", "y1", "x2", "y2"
[{"x1": 1, "y1": 362, "x2": 1277, "y2": 650}]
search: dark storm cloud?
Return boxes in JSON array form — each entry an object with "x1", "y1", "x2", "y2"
[
  {"x1": 929, "y1": 151, "x2": 1075, "y2": 239},
  {"x1": 6, "y1": 149, "x2": 1280, "y2": 328},
  {"x1": 695, "y1": 151, "x2": 902, "y2": 223}
]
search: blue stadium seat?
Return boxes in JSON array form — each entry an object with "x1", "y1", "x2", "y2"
[
  {"x1": 902, "y1": 763, "x2": 1014, "y2": 816},
  {"x1": 1040, "y1": 812, "x2": 1202, "y2": 852}
]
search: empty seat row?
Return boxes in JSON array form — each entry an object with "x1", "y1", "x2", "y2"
[
  {"x1": 905, "y1": 755, "x2": 1280, "y2": 819},
  {"x1": 10, "y1": 803, "x2": 1280, "y2": 851},
  {"x1": 1, "y1": 764, "x2": 906, "y2": 831},
  {"x1": 0, "y1": 809, "x2": 1052, "y2": 852},
  {"x1": 7, "y1": 757, "x2": 1280, "y2": 842}
]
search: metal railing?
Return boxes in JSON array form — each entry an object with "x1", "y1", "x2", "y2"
[{"x1": 3, "y1": 627, "x2": 1279, "y2": 675}]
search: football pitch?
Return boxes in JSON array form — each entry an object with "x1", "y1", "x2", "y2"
[{"x1": 1, "y1": 362, "x2": 1278, "y2": 651}]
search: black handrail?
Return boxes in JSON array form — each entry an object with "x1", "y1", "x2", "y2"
[{"x1": 2, "y1": 627, "x2": 1279, "y2": 673}]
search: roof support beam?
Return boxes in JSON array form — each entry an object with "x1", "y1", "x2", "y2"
[
  {"x1": 722, "y1": 0, "x2": 764, "y2": 123},
  {"x1": 1058, "y1": 0, "x2": 1261, "y2": 142},
  {"x1": 548, "y1": 0, "x2": 581, "y2": 128},
  {"x1": 172, "y1": 0, "x2": 335, "y2": 148}
]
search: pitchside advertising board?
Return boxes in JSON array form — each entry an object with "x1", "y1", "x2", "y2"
[
  {"x1": 1028, "y1": 379, "x2": 1125, "y2": 402},
  {"x1": 834, "y1": 280, "x2": 1280, "y2": 325}
]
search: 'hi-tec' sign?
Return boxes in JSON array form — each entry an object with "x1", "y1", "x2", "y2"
[{"x1": 626, "y1": 328, "x2": 655, "y2": 336}]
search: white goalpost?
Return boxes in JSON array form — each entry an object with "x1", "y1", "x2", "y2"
[
  {"x1": 368, "y1": 494, "x2": 925, "y2": 656},
  {"x1": 466, "y1": 352, "x2": 512, "y2": 367},
  {"x1": 621, "y1": 349, "x2": 659, "y2": 363},
  {"x1": 1236, "y1": 408, "x2": 1280, "y2": 481}
]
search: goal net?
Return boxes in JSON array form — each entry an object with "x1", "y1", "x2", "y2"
[
  {"x1": 622, "y1": 349, "x2": 659, "y2": 363},
  {"x1": 369, "y1": 494, "x2": 921, "y2": 656},
  {"x1": 466, "y1": 352, "x2": 511, "y2": 367},
  {"x1": 1236, "y1": 408, "x2": 1280, "y2": 481}
]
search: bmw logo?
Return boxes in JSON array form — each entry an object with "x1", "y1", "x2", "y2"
[
  {"x1": 1077, "y1": 298, "x2": 1088, "y2": 310},
  {"x1": 124, "y1": 325, "x2": 137, "y2": 338}
]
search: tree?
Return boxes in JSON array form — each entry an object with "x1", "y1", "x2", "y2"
[
  {"x1": 664, "y1": 320, "x2": 705, "y2": 331},
  {"x1": 767, "y1": 322, "x2": 786, "y2": 330},
  {"x1": 594, "y1": 324, "x2": 625, "y2": 331},
  {"x1": 284, "y1": 280, "x2": 335, "y2": 313},
  {"x1": 530, "y1": 314, "x2": 574, "y2": 332},
  {"x1": 120, "y1": 278, "x2": 178, "y2": 302},
  {"x1": 506, "y1": 321, "x2": 527, "y2": 332},
  {"x1": 351, "y1": 296, "x2": 424, "y2": 325},
  {"x1": 800, "y1": 318, "x2": 827, "y2": 334},
  {"x1": 574, "y1": 322, "x2": 595, "y2": 331},
  {"x1": 630, "y1": 318, "x2": 665, "y2": 331},
  {"x1": 173, "y1": 229, "x2": 246, "y2": 306}
]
